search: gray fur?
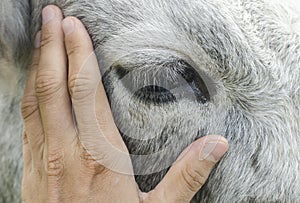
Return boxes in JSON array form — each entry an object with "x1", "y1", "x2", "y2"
[{"x1": 1, "y1": 0, "x2": 300, "y2": 202}]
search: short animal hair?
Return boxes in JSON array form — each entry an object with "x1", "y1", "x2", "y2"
[{"x1": 0, "y1": 0, "x2": 300, "y2": 202}]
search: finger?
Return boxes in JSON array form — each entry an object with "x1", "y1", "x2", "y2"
[
  {"x1": 36, "y1": 5, "x2": 75, "y2": 153},
  {"x1": 146, "y1": 135, "x2": 229, "y2": 202},
  {"x1": 63, "y1": 17, "x2": 132, "y2": 174},
  {"x1": 21, "y1": 31, "x2": 44, "y2": 162}
]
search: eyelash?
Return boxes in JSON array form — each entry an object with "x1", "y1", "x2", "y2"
[{"x1": 112, "y1": 61, "x2": 211, "y2": 105}]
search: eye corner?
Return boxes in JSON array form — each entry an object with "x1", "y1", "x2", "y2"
[{"x1": 114, "y1": 64, "x2": 130, "y2": 79}]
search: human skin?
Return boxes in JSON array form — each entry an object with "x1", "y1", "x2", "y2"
[{"x1": 21, "y1": 5, "x2": 229, "y2": 202}]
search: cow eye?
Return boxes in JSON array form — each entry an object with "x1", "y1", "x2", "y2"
[{"x1": 114, "y1": 60, "x2": 211, "y2": 105}]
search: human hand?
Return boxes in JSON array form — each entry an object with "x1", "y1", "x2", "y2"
[{"x1": 21, "y1": 5, "x2": 229, "y2": 202}]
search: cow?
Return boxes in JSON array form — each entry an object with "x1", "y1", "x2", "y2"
[{"x1": 0, "y1": 0, "x2": 300, "y2": 202}]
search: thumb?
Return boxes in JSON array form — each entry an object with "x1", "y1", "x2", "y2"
[{"x1": 143, "y1": 135, "x2": 229, "y2": 203}]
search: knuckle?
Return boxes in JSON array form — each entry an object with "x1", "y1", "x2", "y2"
[
  {"x1": 66, "y1": 42, "x2": 82, "y2": 57},
  {"x1": 181, "y1": 164, "x2": 207, "y2": 192},
  {"x1": 46, "y1": 153, "x2": 64, "y2": 177},
  {"x1": 21, "y1": 96, "x2": 39, "y2": 120},
  {"x1": 35, "y1": 73, "x2": 63, "y2": 100},
  {"x1": 80, "y1": 149, "x2": 107, "y2": 174},
  {"x1": 40, "y1": 32, "x2": 56, "y2": 48},
  {"x1": 68, "y1": 74, "x2": 96, "y2": 101},
  {"x1": 31, "y1": 57, "x2": 40, "y2": 69},
  {"x1": 80, "y1": 150, "x2": 97, "y2": 165}
]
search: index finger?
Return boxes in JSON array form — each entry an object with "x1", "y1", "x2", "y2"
[{"x1": 62, "y1": 17, "x2": 133, "y2": 174}]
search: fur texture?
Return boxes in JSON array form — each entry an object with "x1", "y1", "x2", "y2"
[{"x1": 0, "y1": 0, "x2": 300, "y2": 202}]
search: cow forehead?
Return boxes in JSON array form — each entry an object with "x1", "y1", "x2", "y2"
[{"x1": 35, "y1": 0, "x2": 300, "y2": 94}]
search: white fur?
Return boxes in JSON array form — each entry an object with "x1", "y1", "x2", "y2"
[{"x1": 0, "y1": 0, "x2": 300, "y2": 202}]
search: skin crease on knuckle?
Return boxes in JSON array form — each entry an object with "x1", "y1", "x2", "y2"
[
  {"x1": 46, "y1": 153, "x2": 64, "y2": 178},
  {"x1": 1, "y1": 0, "x2": 300, "y2": 202},
  {"x1": 39, "y1": 31, "x2": 57, "y2": 50},
  {"x1": 68, "y1": 73, "x2": 96, "y2": 101},
  {"x1": 35, "y1": 74, "x2": 64, "y2": 102},
  {"x1": 21, "y1": 96, "x2": 39, "y2": 121},
  {"x1": 65, "y1": 42, "x2": 82, "y2": 59},
  {"x1": 181, "y1": 163, "x2": 207, "y2": 193},
  {"x1": 78, "y1": 146, "x2": 107, "y2": 173}
]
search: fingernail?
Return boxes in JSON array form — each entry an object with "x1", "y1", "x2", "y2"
[
  {"x1": 62, "y1": 18, "x2": 75, "y2": 36},
  {"x1": 42, "y1": 6, "x2": 55, "y2": 24},
  {"x1": 199, "y1": 135, "x2": 229, "y2": 163},
  {"x1": 34, "y1": 31, "x2": 41, "y2": 48}
]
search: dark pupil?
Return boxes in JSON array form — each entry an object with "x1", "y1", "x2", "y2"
[{"x1": 134, "y1": 85, "x2": 177, "y2": 105}]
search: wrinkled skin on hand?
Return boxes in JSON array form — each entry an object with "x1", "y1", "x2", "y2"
[{"x1": 21, "y1": 5, "x2": 228, "y2": 202}]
